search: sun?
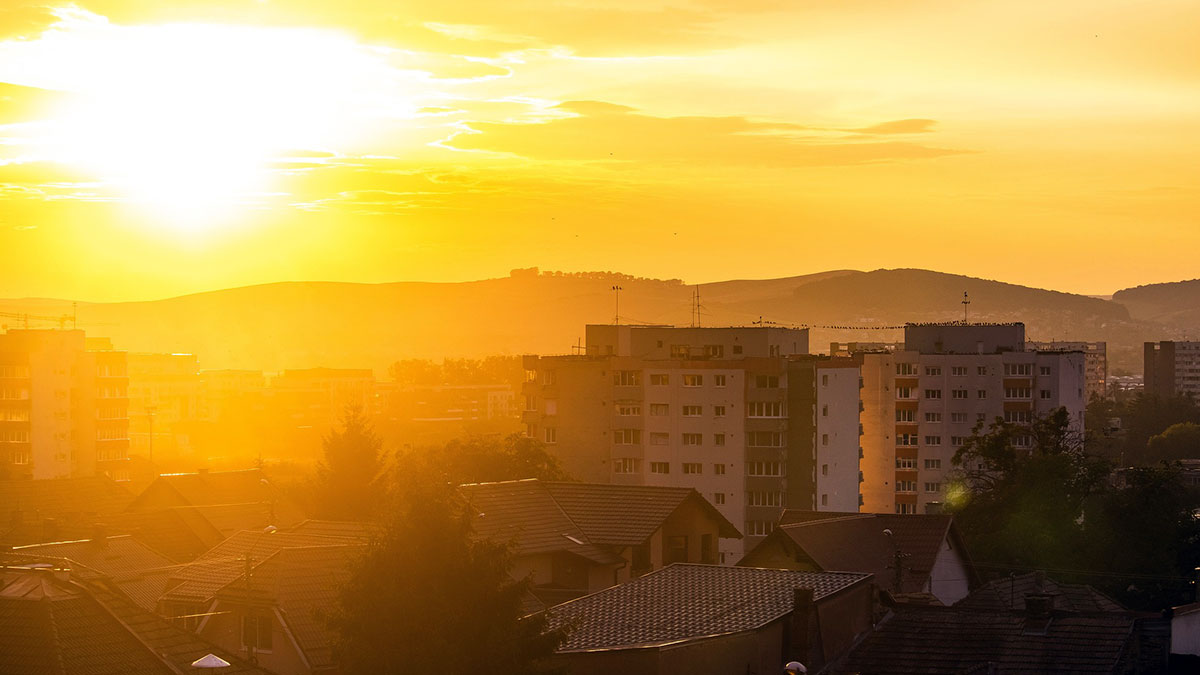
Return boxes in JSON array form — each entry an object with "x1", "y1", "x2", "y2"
[{"x1": 25, "y1": 14, "x2": 405, "y2": 232}]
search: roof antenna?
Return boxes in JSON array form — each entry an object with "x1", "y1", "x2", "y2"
[
  {"x1": 691, "y1": 286, "x2": 702, "y2": 328},
  {"x1": 961, "y1": 291, "x2": 970, "y2": 323},
  {"x1": 611, "y1": 285, "x2": 622, "y2": 325}
]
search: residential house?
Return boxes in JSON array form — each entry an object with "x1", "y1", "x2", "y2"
[
  {"x1": 11, "y1": 533, "x2": 175, "y2": 611},
  {"x1": 125, "y1": 468, "x2": 306, "y2": 527},
  {"x1": 0, "y1": 475, "x2": 133, "y2": 548}
]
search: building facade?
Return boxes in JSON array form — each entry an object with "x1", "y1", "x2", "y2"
[
  {"x1": 855, "y1": 324, "x2": 1087, "y2": 514},
  {"x1": 1026, "y1": 341, "x2": 1106, "y2": 400},
  {"x1": 1144, "y1": 341, "x2": 1200, "y2": 398},
  {"x1": 0, "y1": 330, "x2": 130, "y2": 480}
]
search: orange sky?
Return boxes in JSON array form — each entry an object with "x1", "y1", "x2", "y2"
[{"x1": 0, "y1": 1, "x2": 1197, "y2": 300}]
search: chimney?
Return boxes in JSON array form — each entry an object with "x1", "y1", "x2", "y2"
[{"x1": 789, "y1": 587, "x2": 815, "y2": 666}]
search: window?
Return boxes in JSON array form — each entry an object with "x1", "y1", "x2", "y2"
[
  {"x1": 924, "y1": 458, "x2": 942, "y2": 470},
  {"x1": 896, "y1": 457, "x2": 916, "y2": 469},
  {"x1": 925, "y1": 366, "x2": 942, "y2": 376},
  {"x1": 650, "y1": 461, "x2": 670, "y2": 474},
  {"x1": 542, "y1": 370, "x2": 556, "y2": 385},
  {"x1": 924, "y1": 435, "x2": 942, "y2": 446},
  {"x1": 714, "y1": 405, "x2": 726, "y2": 417},
  {"x1": 924, "y1": 412, "x2": 942, "y2": 423},
  {"x1": 714, "y1": 464, "x2": 727, "y2": 475},
  {"x1": 241, "y1": 614, "x2": 273, "y2": 651},
  {"x1": 732, "y1": 345, "x2": 743, "y2": 355},
  {"x1": 683, "y1": 374, "x2": 704, "y2": 387},
  {"x1": 821, "y1": 494, "x2": 828, "y2": 506},
  {"x1": 821, "y1": 433, "x2": 829, "y2": 446},
  {"x1": 714, "y1": 374, "x2": 727, "y2": 387},
  {"x1": 0, "y1": 429, "x2": 30, "y2": 443},
  {"x1": 952, "y1": 389, "x2": 967, "y2": 399},
  {"x1": 746, "y1": 461, "x2": 784, "y2": 476},
  {"x1": 896, "y1": 363, "x2": 917, "y2": 375},
  {"x1": 613, "y1": 458, "x2": 639, "y2": 474},
  {"x1": 614, "y1": 370, "x2": 641, "y2": 386},
  {"x1": 670, "y1": 344, "x2": 689, "y2": 358},
  {"x1": 1004, "y1": 363, "x2": 1033, "y2": 376},
  {"x1": 745, "y1": 521, "x2": 775, "y2": 536},
  {"x1": 1005, "y1": 410, "x2": 1031, "y2": 423},
  {"x1": 951, "y1": 436, "x2": 967, "y2": 446},
  {"x1": 1012, "y1": 435, "x2": 1032, "y2": 448},
  {"x1": 650, "y1": 432, "x2": 669, "y2": 445},
  {"x1": 977, "y1": 366, "x2": 988, "y2": 375},
  {"x1": 951, "y1": 412, "x2": 968, "y2": 423},
  {"x1": 714, "y1": 493, "x2": 726, "y2": 505},
  {"x1": 706, "y1": 345, "x2": 724, "y2": 358},
  {"x1": 617, "y1": 403, "x2": 641, "y2": 416},
  {"x1": 1039, "y1": 366, "x2": 1052, "y2": 376},
  {"x1": 1005, "y1": 387, "x2": 1032, "y2": 399},
  {"x1": 747, "y1": 401, "x2": 785, "y2": 417},
  {"x1": 925, "y1": 389, "x2": 942, "y2": 400},
  {"x1": 650, "y1": 403, "x2": 669, "y2": 416},
  {"x1": 632, "y1": 542, "x2": 651, "y2": 570},
  {"x1": 701, "y1": 534, "x2": 716, "y2": 564},
  {"x1": 897, "y1": 434, "x2": 918, "y2": 446},
  {"x1": 714, "y1": 433, "x2": 726, "y2": 446},
  {"x1": 896, "y1": 481, "x2": 917, "y2": 493},
  {"x1": 666, "y1": 535, "x2": 688, "y2": 564},
  {"x1": 822, "y1": 404, "x2": 828, "y2": 417},
  {"x1": 977, "y1": 389, "x2": 988, "y2": 399},
  {"x1": 682, "y1": 433, "x2": 703, "y2": 446},
  {"x1": 613, "y1": 429, "x2": 641, "y2": 444},
  {"x1": 822, "y1": 464, "x2": 829, "y2": 476},
  {"x1": 682, "y1": 405, "x2": 703, "y2": 416},
  {"x1": 769, "y1": 345, "x2": 781, "y2": 357},
  {"x1": 1040, "y1": 389, "x2": 1052, "y2": 399},
  {"x1": 896, "y1": 503, "x2": 916, "y2": 514},
  {"x1": 754, "y1": 375, "x2": 780, "y2": 388},
  {"x1": 683, "y1": 462, "x2": 702, "y2": 474},
  {"x1": 822, "y1": 374, "x2": 829, "y2": 386},
  {"x1": 747, "y1": 491, "x2": 783, "y2": 507},
  {"x1": 925, "y1": 482, "x2": 942, "y2": 493},
  {"x1": 951, "y1": 366, "x2": 967, "y2": 376},
  {"x1": 896, "y1": 387, "x2": 913, "y2": 399},
  {"x1": 543, "y1": 427, "x2": 557, "y2": 444},
  {"x1": 747, "y1": 431, "x2": 783, "y2": 447},
  {"x1": 650, "y1": 374, "x2": 669, "y2": 386},
  {"x1": 977, "y1": 412, "x2": 987, "y2": 422},
  {"x1": 897, "y1": 409, "x2": 916, "y2": 422}
]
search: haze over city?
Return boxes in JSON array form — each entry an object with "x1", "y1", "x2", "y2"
[{"x1": 2, "y1": 2, "x2": 1199, "y2": 675}]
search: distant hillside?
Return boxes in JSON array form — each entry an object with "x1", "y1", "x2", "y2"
[
  {"x1": 0, "y1": 269, "x2": 1173, "y2": 374},
  {"x1": 1112, "y1": 280, "x2": 1200, "y2": 335}
]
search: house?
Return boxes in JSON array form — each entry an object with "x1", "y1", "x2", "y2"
[
  {"x1": 460, "y1": 479, "x2": 741, "y2": 605},
  {"x1": 0, "y1": 476, "x2": 133, "y2": 548},
  {"x1": 546, "y1": 563, "x2": 874, "y2": 675},
  {"x1": 956, "y1": 571, "x2": 1125, "y2": 613},
  {"x1": 0, "y1": 561, "x2": 270, "y2": 674},
  {"x1": 738, "y1": 511, "x2": 978, "y2": 605},
  {"x1": 106, "y1": 501, "x2": 280, "y2": 562},
  {"x1": 11, "y1": 533, "x2": 175, "y2": 611},
  {"x1": 125, "y1": 468, "x2": 306, "y2": 527},
  {"x1": 196, "y1": 545, "x2": 362, "y2": 675}
]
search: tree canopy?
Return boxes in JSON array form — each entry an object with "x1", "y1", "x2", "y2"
[
  {"x1": 311, "y1": 407, "x2": 385, "y2": 521},
  {"x1": 397, "y1": 433, "x2": 568, "y2": 486}
]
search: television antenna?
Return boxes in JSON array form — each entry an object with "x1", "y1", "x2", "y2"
[{"x1": 961, "y1": 291, "x2": 971, "y2": 323}]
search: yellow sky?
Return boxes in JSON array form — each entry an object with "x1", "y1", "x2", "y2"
[{"x1": 0, "y1": 1, "x2": 1197, "y2": 300}]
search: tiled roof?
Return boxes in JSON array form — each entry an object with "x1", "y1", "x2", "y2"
[
  {"x1": 832, "y1": 605, "x2": 1151, "y2": 674},
  {"x1": 287, "y1": 519, "x2": 376, "y2": 540},
  {"x1": 548, "y1": 563, "x2": 871, "y2": 652},
  {"x1": 12, "y1": 535, "x2": 175, "y2": 612},
  {"x1": 758, "y1": 511, "x2": 964, "y2": 594},
  {"x1": 460, "y1": 480, "x2": 622, "y2": 565},
  {"x1": 162, "y1": 528, "x2": 362, "y2": 605},
  {"x1": 545, "y1": 481, "x2": 742, "y2": 542},
  {"x1": 104, "y1": 507, "x2": 227, "y2": 562},
  {"x1": 0, "y1": 477, "x2": 134, "y2": 547},
  {"x1": 126, "y1": 469, "x2": 306, "y2": 525},
  {"x1": 0, "y1": 568, "x2": 172, "y2": 675},
  {"x1": 956, "y1": 572, "x2": 1125, "y2": 613},
  {"x1": 215, "y1": 545, "x2": 364, "y2": 670}
]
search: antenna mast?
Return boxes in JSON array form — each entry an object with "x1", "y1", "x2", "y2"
[
  {"x1": 961, "y1": 291, "x2": 971, "y2": 323},
  {"x1": 611, "y1": 285, "x2": 623, "y2": 325},
  {"x1": 691, "y1": 286, "x2": 703, "y2": 328}
]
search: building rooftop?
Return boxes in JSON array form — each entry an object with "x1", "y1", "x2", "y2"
[
  {"x1": 548, "y1": 563, "x2": 870, "y2": 652},
  {"x1": 956, "y1": 571, "x2": 1125, "y2": 613},
  {"x1": 0, "y1": 476, "x2": 134, "y2": 548},
  {"x1": 12, "y1": 535, "x2": 175, "y2": 611}
]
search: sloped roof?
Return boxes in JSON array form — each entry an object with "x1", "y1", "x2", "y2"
[
  {"x1": 286, "y1": 518, "x2": 375, "y2": 540},
  {"x1": 126, "y1": 470, "x2": 305, "y2": 525},
  {"x1": 756, "y1": 511, "x2": 970, "y2": 594},
  {"x1": 12, "y1": 535, "x2": 175, "y2": 612},
  {"x1": 162, "y1": 528, "x2": 363, "y2": 604},
  {"x1": 0, "y1": 568, "x2": 172, "y2": 674},
  {"x1": 832, "y1": 605, "x2": 1153, "y2": 674},
  {"x1": 459, "y1": 480, "x2": 622, "y2": 565},
  {"x1": 0, "y1": 477, "x2": 134, "y2": 547},
  {"x1": 956, "y1": 572, "x2": 1125, "y2": 613},
  {"x1": 544, "y1": 481, "x2": 742, "y2": 542},
  {"x1": 548, "y1": 563, "x2": 871, "y2": 652},
  {"x1": 214, "y1": 545, "x2": 364, "y2": 670}
]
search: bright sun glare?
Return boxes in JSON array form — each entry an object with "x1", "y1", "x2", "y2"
[{"x1": 23, "y1": 12, "x2": 403, "y2": 231}]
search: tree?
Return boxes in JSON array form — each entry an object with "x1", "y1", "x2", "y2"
[
  {"x1": 311, "y1": 407, "x2": 384, "y2": 521},
  {"x1": 1146, "y1": 423, "x2": 1200, "y2": 463},
  {"x1": 329, "y1": 477, "x2": 564, "y2": 674},
  {"x1": 401, "y1": 433, "x2": 568, "y2": 486},
  {"x1": 948, "y1": 407, "x2": 1111, "y2": 572}
]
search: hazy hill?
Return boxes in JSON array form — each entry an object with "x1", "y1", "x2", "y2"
[
  {"x1": 0, "y1": 269, "x2": 1174, "y2": 374},
  {"x1": 1112, "y1": 280, "x2": 1200, "y2": 334}
]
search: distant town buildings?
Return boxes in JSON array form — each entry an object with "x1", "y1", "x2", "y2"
[
  {"x1": 1144, "y1": 341, "x2": 1200, "y2": 398},
  {"x1": 0, "y1": 329, "x2": 130, "y2": 480}
]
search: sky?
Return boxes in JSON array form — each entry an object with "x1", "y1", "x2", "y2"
[{"x1": 0, "y1": 1, "x2": 1197, "y2": 301}]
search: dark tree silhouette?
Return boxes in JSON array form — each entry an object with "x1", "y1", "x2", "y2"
[
  {"x1": 329, "y1": 477, "x2": 564, "y2": 674},
  {"x1": 312, "y1": 407, "x2": 384, "y2": 521},
  {"x1": 397, "y1": 433, "x2": 568, "y2": 486}
]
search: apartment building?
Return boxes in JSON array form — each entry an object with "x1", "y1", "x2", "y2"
[
  {"x1": 0, "y1": 329, "x2": 130, "y2": 480},
  {"x1": 127, "y1": 352, "x2": 202, "y2": 460},
  {"x1": 1026, "y1": 341, "x2": 1106, "y2": 400},
  {"x1": 522, "y1": 324, "x2": 862, "y2": 559},
  {"x1": 854, "y1": 323, "x2": 1086, "y2": 514},
  {"x1": 1144, "y1": 341, "x2": 1200, "y2": 398}
]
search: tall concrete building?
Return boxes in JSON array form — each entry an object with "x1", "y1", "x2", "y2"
[
  {"x1": 1026, "y1": 341, "x2": 1106, "y2": 400},
  {"x1": 1144, "y1": 341, "x2": 1200, "y2": 398},
  {"x1": 851, "y1": 323, "x2": 1087, "y2": 514},
  {"x1": 522, "y1": 324, "x2": 862, "y2": 560},
  {"x1": 0, "y1": 330, "x2": 130, "y2": 480}
]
